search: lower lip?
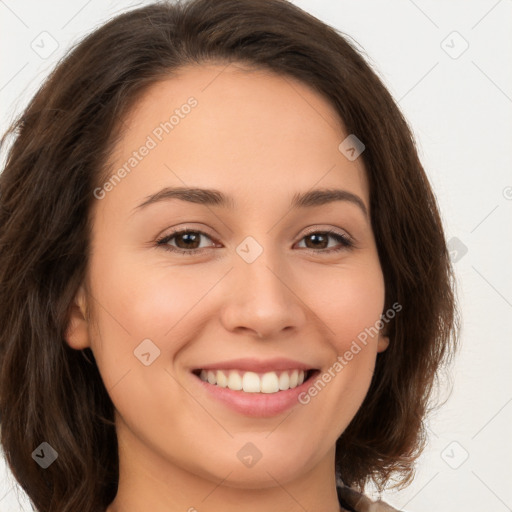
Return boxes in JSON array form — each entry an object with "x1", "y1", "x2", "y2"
[{"x1": 191, "y1": 371, "x2": 319, "y2": 418}]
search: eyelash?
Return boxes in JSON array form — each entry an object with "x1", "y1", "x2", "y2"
[{"x1": 155, "y1": 228, "x2": 354, "y2": 256}]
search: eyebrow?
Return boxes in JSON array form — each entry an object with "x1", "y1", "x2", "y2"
[{"x1": 133, "y1": 186, "x2": 368, "y2": 218}]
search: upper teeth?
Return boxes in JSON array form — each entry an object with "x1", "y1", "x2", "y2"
[{"x1": 199, "y1": 369, "x2": 306, "y2": 393}]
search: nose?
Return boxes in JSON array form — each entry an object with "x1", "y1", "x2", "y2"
[{"x1": 219, "y1": 250, "x2": 307, "y2": 340}]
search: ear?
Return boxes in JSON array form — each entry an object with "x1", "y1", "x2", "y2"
[
  {"x1": 377, "y1": 327, "x2": 390, "y2": 353},
  {"x1": 64, "y1": 285, "x2": 91, "y2": 350}
]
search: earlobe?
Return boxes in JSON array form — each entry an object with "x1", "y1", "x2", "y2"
[
  {"x1": 377, "y1": 334, "x2": 390, "y2": 353},
  {"x1": 64, "y1": 285, "x2": 91, "y2": 350}
]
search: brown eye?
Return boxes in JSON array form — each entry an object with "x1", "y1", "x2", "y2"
[
  {"x1": 297, "y1": 230, "x2": 353, "y2": 253},
  {"x1": 156, "y1": 228, "x2": 353, "y2": 256},
  {"x1": 156, "y1": 230, "x2": 216, "y2": 254}
]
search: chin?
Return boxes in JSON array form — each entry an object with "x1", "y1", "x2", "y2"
[{"x1": 194, "y1": 447, "x2": 319, "y2": 490}]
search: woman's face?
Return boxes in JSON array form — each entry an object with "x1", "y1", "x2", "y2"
[{"x1": 66, "y1": 63, "x2": 388, "y2": 495}]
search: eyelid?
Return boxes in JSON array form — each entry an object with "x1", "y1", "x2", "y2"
[
  {"x1": 155, "y1": 226, "x2": 218, "y2": 247},
  {"x1": 300, "y1": 225, "x2": 352, "y2": 240}
]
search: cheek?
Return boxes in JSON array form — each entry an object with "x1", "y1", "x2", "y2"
[
  {"x1": 294, "y1": 260, "x2": 385, "y2": 424},
  {"x1": 299, "y1": 259, "x2": 386, "y2": 348},
  {"x1": 87, "y1": 247, "x2": 217, "y2": 344}
]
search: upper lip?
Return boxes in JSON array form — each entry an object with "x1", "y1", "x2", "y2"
[{"x1": 193, "y1": 357, "x2": 316, "y2": 373}]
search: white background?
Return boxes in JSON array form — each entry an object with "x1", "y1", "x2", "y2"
[{"x1": 1, "y1": 1, "x2": 511, "y2": 511}]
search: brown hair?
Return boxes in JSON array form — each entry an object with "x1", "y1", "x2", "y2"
[{"x1": 0, "y1": 1, "x2": 459, "y2": 510}]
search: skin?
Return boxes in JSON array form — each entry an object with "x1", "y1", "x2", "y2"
[{"x1": 65, "y1": 63, "x2": 389, "y2": 512}]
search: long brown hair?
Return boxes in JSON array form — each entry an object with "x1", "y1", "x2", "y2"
[{"x1": 0, "y1": 1, "x2": 459, "y2": 510}]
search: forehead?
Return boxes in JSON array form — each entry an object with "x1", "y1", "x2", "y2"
[{"x1": 99, "y1": 63, "x2": 369, "y2": 214}]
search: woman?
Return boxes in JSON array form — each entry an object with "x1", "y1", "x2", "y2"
[{"x1": 0, "y1": 1, "x2": 459, "y2": 511}]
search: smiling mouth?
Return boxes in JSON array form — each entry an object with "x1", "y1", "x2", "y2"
[{"x1": 192, "y1": 368, "x2": 319, "y2": 393}]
